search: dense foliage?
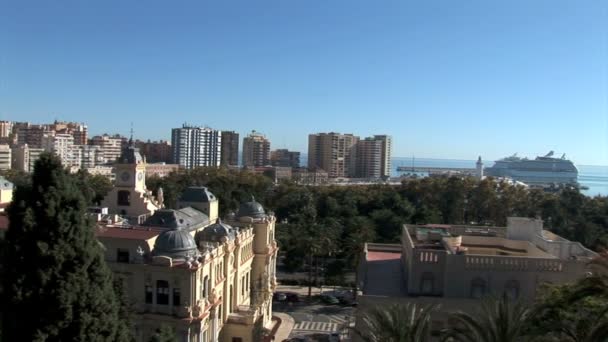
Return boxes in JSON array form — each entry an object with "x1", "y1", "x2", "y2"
[
  {"x1": 0, "y1": 153, "x2": 132, "y2": 341},
  {"x1": 146, "y1": 168, "x2": 608, "y2": 278}
]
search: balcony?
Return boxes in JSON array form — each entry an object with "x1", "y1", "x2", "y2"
[{"x1": 226, "y1": 305, "x2": 258, "y2": 325}]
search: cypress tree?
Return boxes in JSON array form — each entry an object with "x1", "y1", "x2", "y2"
[{"x1": 1, "y1": 153, "x2": 131, "y2": 341}]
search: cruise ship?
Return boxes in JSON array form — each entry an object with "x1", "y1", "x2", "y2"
[{"x1": 485, "y1": 151, "x2": 578, "y2": 188}]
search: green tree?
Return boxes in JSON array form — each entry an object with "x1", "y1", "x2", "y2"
[
  {"x1": 441, "y1": 296, "x2": 531, "y2": 342},
  {"x1": 1, "y1": 153, "x2": 132, "y2": 341},
  {"x1": 148, "y1": 325, "x2": 177, "y2": 342},
  {"x1": 354, "y1": 303, "x2": 438, "y2": 342}
]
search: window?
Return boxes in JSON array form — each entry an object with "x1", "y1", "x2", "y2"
[
  {"x1": 203, "y1": 275, "x2": 210, "y2": 300},
  {"x1": 420, "y1": 272, "x2": 435, "y2": 295},
  {"x1": 241, "y1": 275, "x2": 245, "y2": 296},
  {"x1": 117, "y1": 190, "x2": 131, "y2": 206},
  {"x1": 173, "y1": 288, "x2": 181, "y2": 306},
  {"x1": 157, "y1": 280, "x2": 169, "y2": 305},
  {"x1": 470, "y1": 278, "x2": 487, "y2": 299},
  {"x1": 232, "y1": 338, "x2": 243, "y2": 342},
  {"x1": 116, "y1": 248, "x2": 129, "y2": 263},
  {"x1": 145, "y1": 284, "x2": 153, "y2": 304}
]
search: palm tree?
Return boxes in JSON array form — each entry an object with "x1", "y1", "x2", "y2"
[
  {"x1": 441, "y1": 296, "x2": 531, "y2": 342},
  {"x1": 354, "y1": 303, "x2": 438, "y2": 342}
]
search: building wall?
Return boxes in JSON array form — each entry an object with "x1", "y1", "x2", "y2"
[
  {"x1": 91, "y1": 134, "x2": 124, "y2": 164},
  {"x1": 0, "y1": 144, "x2": 11, "y2": 170}
]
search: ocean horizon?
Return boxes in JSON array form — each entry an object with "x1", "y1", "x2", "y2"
[{"x1": 299, "y1": 154, "x2": 608, "y2": 197}]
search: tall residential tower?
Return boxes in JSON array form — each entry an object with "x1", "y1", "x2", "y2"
[
  {"x1": 242, "y1": 130, "x2": 270, "y2": 167},
  {"x1": 308, "y1": 132, "x2": 358, "y2": 178},
  {"x1": 171, "y1": 125, "x2": 222, "y2": 169}
]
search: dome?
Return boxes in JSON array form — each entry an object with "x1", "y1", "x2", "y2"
[
  {"x1": 153, "y1": 228, "x2": 198, "y2": 259},
  {"x1": 142, "y1": 208, "x2": 209, "y2": 231},
  {"x1": 198, "y1": 219, "x2": 236, "y2": 243},
  {"x1": 236, "y1": 196, "x2": 266, "y2": 219},
  {"x1": 179, "y1": 187, "x2": 217, "y2": 203}
]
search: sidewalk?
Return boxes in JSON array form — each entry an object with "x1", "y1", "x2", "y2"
[
  {"x1": 276, "y1": 284, "x2": 353, "y2": 297},
  {"x1": 272, "y1": 312, "x2": 295, "y2": 341}
]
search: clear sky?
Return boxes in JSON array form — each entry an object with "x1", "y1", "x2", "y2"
[{"x1": 1, "y1": 1, "x2": 607, "y2": 164}]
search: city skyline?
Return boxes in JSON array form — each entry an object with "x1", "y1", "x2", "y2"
[{"x1": 1, "y1": 1, "x2": 606, "y2": 165}]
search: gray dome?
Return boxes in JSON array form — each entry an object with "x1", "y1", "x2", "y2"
[
  {"x1": 236, "y1": 196, "x2": 266, "y2": 219},
  {"x1": 179, "y1": 187, "x2": 217, "y2": 203},
  {"x1": 153, "y1": 228, "x2": 198, "y2": 259},
  {"x1": 198, "y1": 219, "x2": 236, "y2": 243}
]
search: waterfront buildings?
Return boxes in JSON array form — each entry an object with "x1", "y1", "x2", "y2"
[
  {"x1": 308, "y1": 132, "x2": 358, "y2": 178},
  {"x1": 353, "y1": 135, "x2": 392, "y2": 179},
  {"x1": 270, "y1": 149, "x2": 300, "y2": 168},
  {"x1": 220, "y1": 131, "x2": 239, "y2": 167},
  {"x1": 242, "y1": 131, "x2": 270, "y2": 167},
  {"x1": 356, "y1": 217, "x2": 597, "y2": 337},
  {"x1": 96, "y1": 144, "x2": 278, "y2": 341},
  {"x1": 171, "y1": 125, "x2": 222, "y2": 169}
]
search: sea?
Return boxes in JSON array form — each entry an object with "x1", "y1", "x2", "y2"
[
  {"x1": 299, "y1": 155, "x2": 608, "y2": 197},
  {"x1": 391, "y1": 157, "x2": 608, "y2": 197}
]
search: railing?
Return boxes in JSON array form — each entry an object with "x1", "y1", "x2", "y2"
[{"x1": 463, "y1": 255, "x2": 564, "y2": 272}]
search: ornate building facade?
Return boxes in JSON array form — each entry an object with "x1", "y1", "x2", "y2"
[{"x1": 97, "y1": 146, "x2": 278, "y2": 342}]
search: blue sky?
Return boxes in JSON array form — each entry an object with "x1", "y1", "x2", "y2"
[{"x1": 1, "y1": 1, "x2": 607, "y2": 164}]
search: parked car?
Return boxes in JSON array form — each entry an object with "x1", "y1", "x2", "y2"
[
  {"x1": 320, "y1": 294, "x2": 340, "y2": 305},
  {"x1": 274, "y1": 292, "x2": 287, "y2": 302},
  {"x1": 285, "y1": 292, "x2": 301, "y2": 303}
]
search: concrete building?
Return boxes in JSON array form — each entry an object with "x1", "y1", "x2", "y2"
[
  {"x1": 100, "y1": 141, "x2": 161, "y2": 224},
  {"x1": 96, "y1": 186, "x2": 278, "y2": 342},
  {"x1": 242, "y1": 131, "x2": 270, "y2": 167},
  {"x1": 0, "y1": 145, "x2": 11, "y2": 170},
  {"x1": 356, "y1": 218, "x2": 597, "y2": 338},
  {"x1": 41, "y1": 133, "x2": 81, "y2": 168},
  {"x1": 354, "y1": 138, "x2": 383, "y2": 179},
  {"x1": 146, "y1": 163, "x2": 180, "y2": 178},
  {"x1": 11, "y1": 144, "x2": 45, "y2": 172},
  {"x1": 270, "y1": 149, "x2": 300, "y2": 168},
  {"x1": 137, "y1": 140, "x2": 173, "y2": 164},
  {"x1": 308, "y1": 132, "x2": 358, "y2": 178},
  {"x1": 220, "y1": 131, "x2": 239, "y2": 167},
  {"x1": 91, "y1": 134, "x2": 125, "y2": 164},
  {"x1": 373, "y1": 135, "x2": 392, "y2": 178},
  {"x1": 50, "y1": 121, "x2": 88, "y2": 145},
  {"x1": 171, "y1": 125, "x2": 222, "y2": 169},
  {"x1": 15, "y1": 122, "x2": 48, "y2": 148},
  {"x1": 292, "y1": 168, "x2": 329, "y2": 185},
  {"x1": 78, "y1": 144, "x2": 106, "y2": 168}
]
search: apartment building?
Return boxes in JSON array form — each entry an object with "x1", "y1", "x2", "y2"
[
  {"x1": 270, "y1": 149, "x2": 300, "y2": 168},
  {"x1": 220, "y1": 131, "x2": 239, "y2": 167},
  {"x1": 242, "y1": 131, "x2": 270, "y2": 167},
  {"x1": 171, "y1": 125, "x2": 222, "y2": 169},
  {"x1": 91, "y1": 134, "x2": 125, "y2": 164},
  {"x1": 308, "y1": 132, "x2": 358, "y2": 178},
  {"x1": 0, "y1": 145, "x2": 11, "y2": 170}
]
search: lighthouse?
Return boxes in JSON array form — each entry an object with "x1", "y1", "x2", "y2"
[{"x1": 476, "y1": 156, "x2": 484, "y2": 180}]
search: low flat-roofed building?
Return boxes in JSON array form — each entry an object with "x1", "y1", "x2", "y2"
[{"x1": 356, "y1": 217, "x2": 597, "y2": 340}]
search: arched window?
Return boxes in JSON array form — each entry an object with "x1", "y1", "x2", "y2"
[
  {"x1": 117, "y1": 190, "x2": 131, "y2": 206},
  {"x1": 420, "y1": 272, "x2": 435, "y2": 295},
  {"x1": 504, "y1": 280, "x2": 519, "y2": 300},
  {"x1": 470, "y1": 278, "x2": 487, "y2": 299}
]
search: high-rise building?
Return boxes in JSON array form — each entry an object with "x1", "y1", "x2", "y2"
[
  {"x1": 270, "y1": 149, "x2": 300, "y2": 168},
  {"x1": 373, "y1": 135, "x2": 392, "y2": 178},
  {"x1": 242, "y1": 130, "x2": 270, "y2": 167},
  {"x1": 0, "y1": 144, "x2": 11, "y2": 170},
  {"x1": 41, "y1": 133, "x2": 81, "y2": 168},
  {"x1": 171, "y1": 125, "x2": 222, "y2": 169},
  {"x1": 11, "y1": 144, "x2": 45, "y2": 172},
  {"x1": 220, "y1": 131, "x2": 239, "y2": 166},
  {"x1": 354, "y1": 135, "x2": 392, "y2": 179},
  {"x1": 354, "y1": 138, "x2": 383, "y2": 178},
  {"x1": 51, "y1": 121, "x2": 88, "y2": 145},
  {"x1": 91, "y1": 134, "x2": 125, "y2": 164},
  {"x1": 15, "y1": 122, "x2": 48, "y2": 148},
  {"x1": 308, "y1": 132, "x2": 358, "y2": 178}
]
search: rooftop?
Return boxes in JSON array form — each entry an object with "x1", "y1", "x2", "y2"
[
  {"x1": 362, "y1": 244, "x2": 406, "y2": 297},
  {"x1": 95, "y1": 226, "x2": 162, "y2": 240}
]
